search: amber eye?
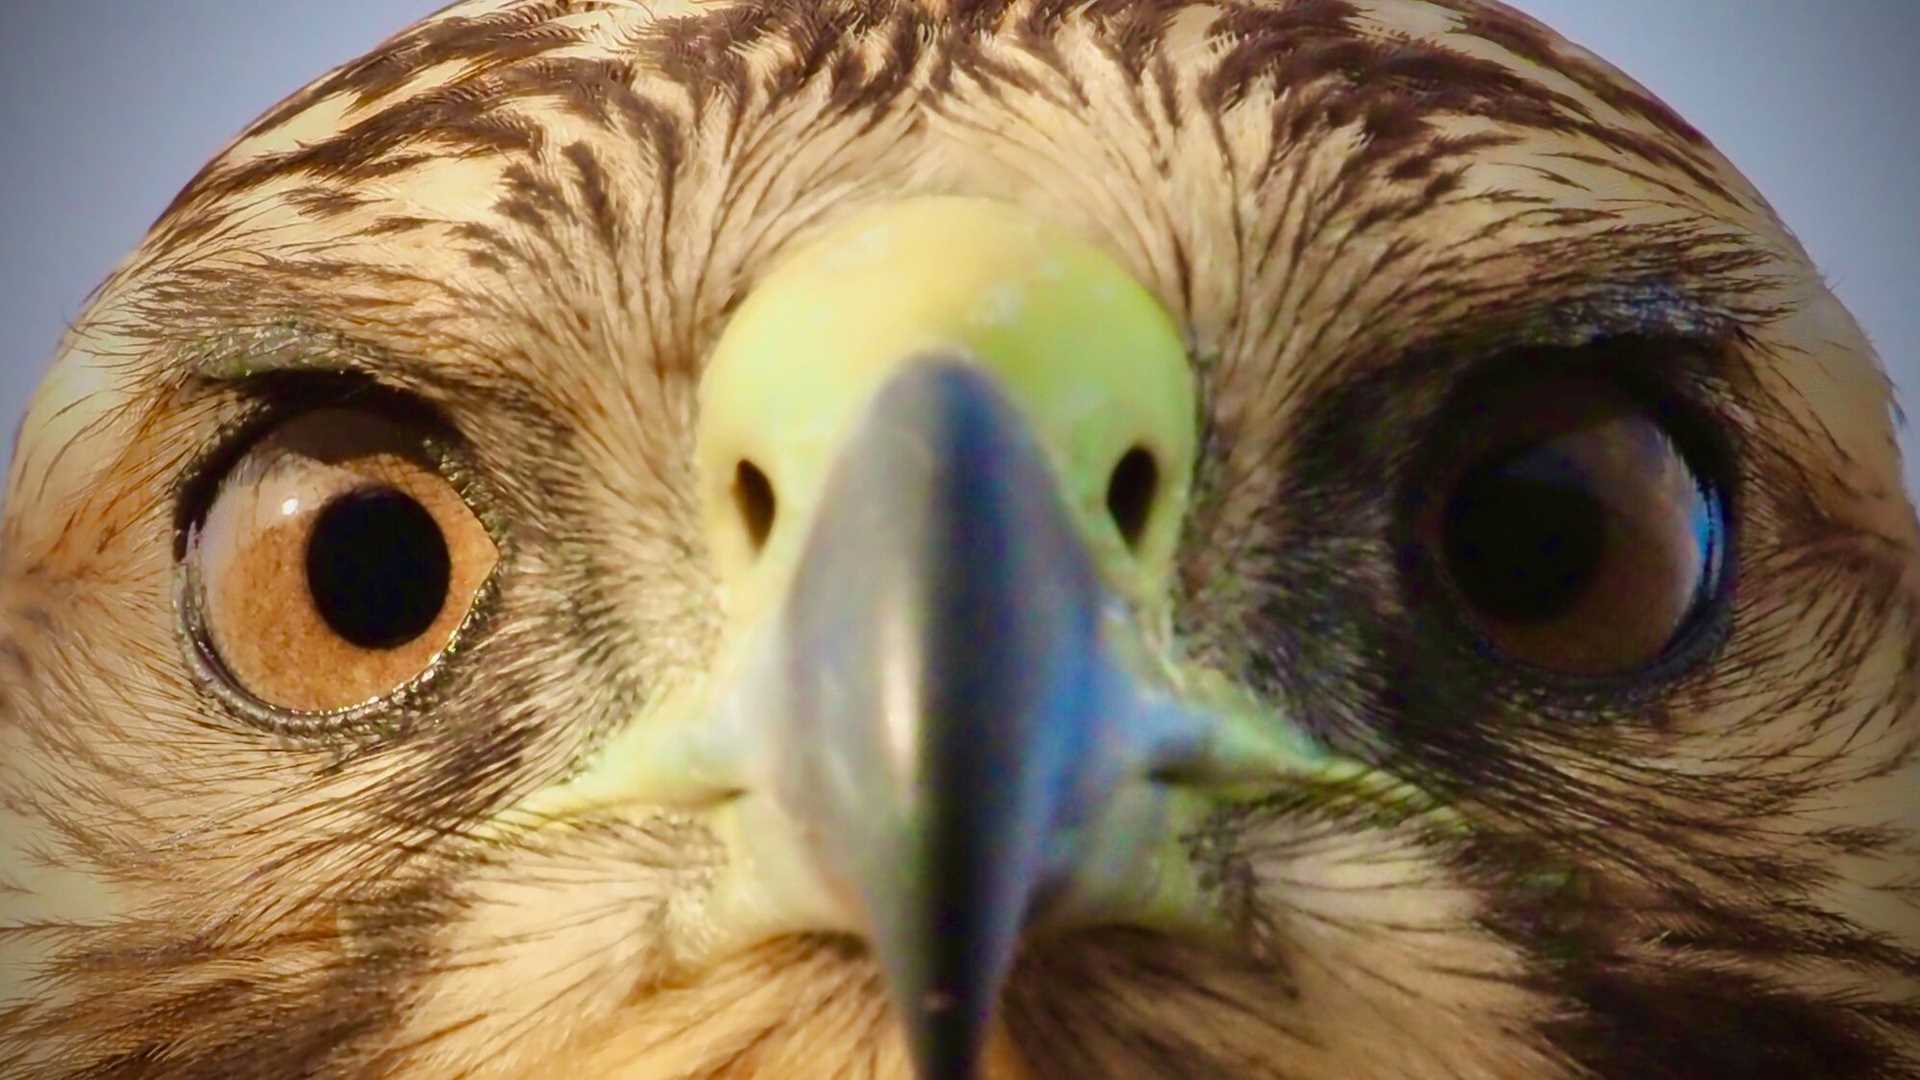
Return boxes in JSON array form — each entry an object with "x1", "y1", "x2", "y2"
[
  {"x1": 1425, "y1": 373, "x2": 1727, "y2": 676},
  {"x1": 190, "y1": 409, "x2": 497, "y2": 713}
]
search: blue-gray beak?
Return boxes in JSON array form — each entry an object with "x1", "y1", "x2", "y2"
[{"x1": 774, "y1": 362, "x2": 1214, "y2": 1078}]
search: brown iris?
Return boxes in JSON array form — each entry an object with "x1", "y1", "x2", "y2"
[
  {"x1": 1426, "y1": 373, "x2": 1726, "y2": 676},
  {"x1": 191, "y1": 409, "x2": 497, "y2": 712}
]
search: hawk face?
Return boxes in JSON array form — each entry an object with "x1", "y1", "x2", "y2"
[{"x1": 2, "y1": 2, "x2": 1916, "y2": 1078}]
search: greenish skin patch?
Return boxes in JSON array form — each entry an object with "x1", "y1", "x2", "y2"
[{"x1": 695, "y1": 196, "x2": 1199, "y2": 622}]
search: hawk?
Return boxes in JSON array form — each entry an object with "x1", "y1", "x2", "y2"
[{"x1": 2, "y1": 1, "x2": 1916, "y2": 1077}]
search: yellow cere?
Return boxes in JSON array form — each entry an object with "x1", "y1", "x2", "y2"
[{"x1": 697, "y1": 195, "x2": 1198, "y2": 624}]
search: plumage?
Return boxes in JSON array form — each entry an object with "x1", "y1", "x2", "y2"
[{"x1": 1, "y1": 1, "x2": 1916, "y2": 1078}]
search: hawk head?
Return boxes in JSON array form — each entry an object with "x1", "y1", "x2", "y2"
[{"x1": 3, "y1": 2, "x2": 1916, "y2": 1078}]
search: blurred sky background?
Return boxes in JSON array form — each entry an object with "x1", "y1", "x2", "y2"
[{"x1": 1, "y1": 2, "x2": 1915, "y2": 487}]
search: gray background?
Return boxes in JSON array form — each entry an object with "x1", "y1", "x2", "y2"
[{"x1": 2, "y1": 2, "x2": 1916, "y2": 485}]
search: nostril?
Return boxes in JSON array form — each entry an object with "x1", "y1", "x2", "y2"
[
  {"x1": 1106, "y1": 445, "x2": 1158, "y2": 551},
  {"x1": 733, "y1": 460, "x2": 777, "y2": 554}
]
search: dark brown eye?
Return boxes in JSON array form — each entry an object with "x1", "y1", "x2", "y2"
[
  {"x1": 1425, "y1": 373, "x2": 1727, "y2": 676},
  {"x1": 190, "y1": 409, "x2": 497, "y2": 713}
]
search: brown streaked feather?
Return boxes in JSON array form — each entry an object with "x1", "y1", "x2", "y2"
[{"x1": 3, "y1": 1, "x2": 1916, "y2": 1078}]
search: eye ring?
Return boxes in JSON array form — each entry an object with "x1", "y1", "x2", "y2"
[
  {"x1": 1406, "y1": 351, "x2": 1736, "y2": 683},
  {"x1": 177, "y1": 397, "x2": 500, "y2": 729}
]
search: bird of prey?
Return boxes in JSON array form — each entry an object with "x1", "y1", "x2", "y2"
[{"x1": 2, "y1": 1, "x2": 1916, "y2": 1077}]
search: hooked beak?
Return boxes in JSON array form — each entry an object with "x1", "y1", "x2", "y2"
[{"x1": 774, "y1": 361, "x2": 1197, "y2": 1077}]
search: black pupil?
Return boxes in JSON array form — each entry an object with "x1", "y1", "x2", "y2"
[
  {"x1": 305, "y1": 488, "x2": 452, "y2": 649},
  {"x1": 1442, "y1": 446, "x2": 1607, "y2": 623}
]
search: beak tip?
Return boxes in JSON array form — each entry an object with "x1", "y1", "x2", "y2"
[
  {"x1": 872, "y1": 902, "x2": 1009, "y2": 1080},
  {"x1": 902, "y1": 988, "x2": 990, "y2": 1080}
]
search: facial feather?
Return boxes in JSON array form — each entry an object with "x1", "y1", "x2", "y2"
[{"x1": 2, "y1": 2, "x2": 1916, "y2": 1078}]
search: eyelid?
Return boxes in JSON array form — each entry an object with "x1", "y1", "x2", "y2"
[
  {"x1": 173, "y1": 370, "x2": 470, "y2": 555},
  {"x1": 179, "y1": 322, "x2": 425, "y2": 389}
]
